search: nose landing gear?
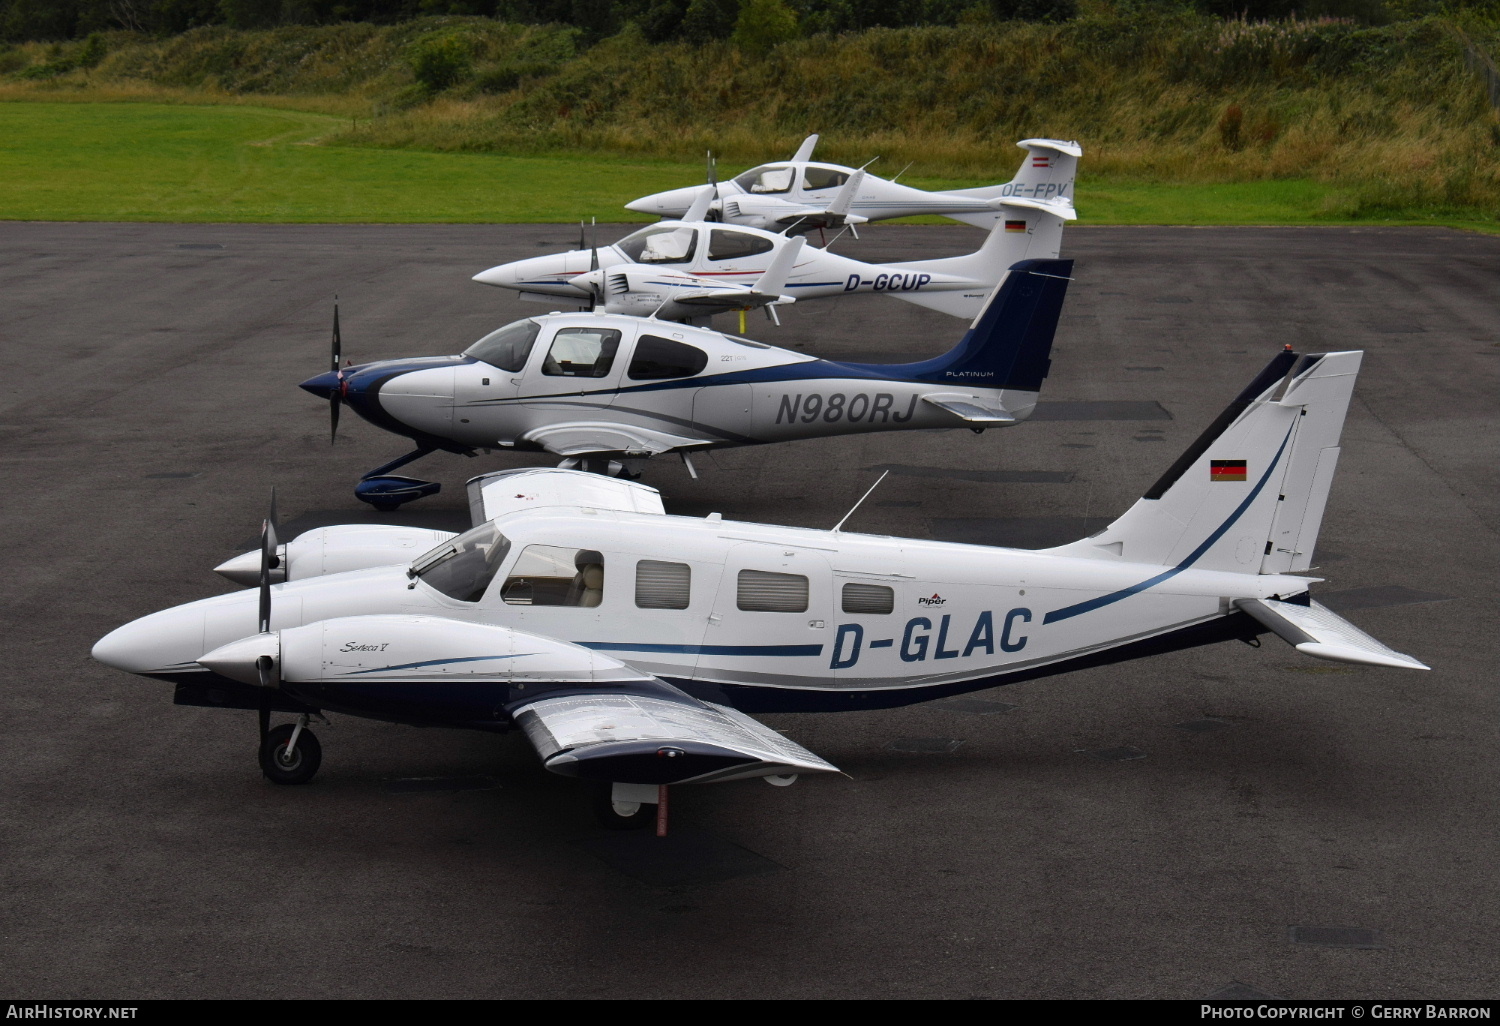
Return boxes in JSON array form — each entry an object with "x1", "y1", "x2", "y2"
[
  {"x1": 259, "y1": 714, "x2": 324, "y2": 786},
  {"x1": 354, "y1": 446, "x2": 444, "y2": 512}
]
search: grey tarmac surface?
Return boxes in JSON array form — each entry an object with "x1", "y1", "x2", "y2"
[{"x1": 0, "y1": 222, "x2": 1495, "y2": 1000}]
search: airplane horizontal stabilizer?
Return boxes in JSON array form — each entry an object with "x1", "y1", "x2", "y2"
[
  {"x1": 921, "y1": 394, "x2": 1017, "y2": 424},
  {"x1": 516, "y1": 692, "x2": 840, "y2": 785},
  {"x1": 1236, "y1": 598, "x2": 1429, "y2": 670},
  {"x1": 465, "y1": 467, "x2": 665, "y2": 527}
]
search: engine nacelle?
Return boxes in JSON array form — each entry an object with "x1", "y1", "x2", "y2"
[{"x1": 214, "y1": 524, "x2": 457, "y2": 586}]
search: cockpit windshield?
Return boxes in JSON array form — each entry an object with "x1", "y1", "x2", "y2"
[
  {"x1": 463, "y1": 319, "x2": 541, "y2": 372},
  {"x1": 410, "y1": 523, "x2": 512, "y2": 603},
  {"x1": 616, "y1": 225, "x2": 698, "y2": 265},
  {"x1": 733, "y1": 165, "x2": 795, "y2": 194}
]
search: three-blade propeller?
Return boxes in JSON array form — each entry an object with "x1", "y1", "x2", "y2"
[{"x1": 256, "y1": 488, "x2": 279, "y2": 687}]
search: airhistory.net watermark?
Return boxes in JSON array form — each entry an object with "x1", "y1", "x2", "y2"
[{"x1": 6, "y1": 1007, "x2": 137, "y2": 1019}]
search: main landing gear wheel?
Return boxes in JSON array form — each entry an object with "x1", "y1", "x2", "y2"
[
  {"x1": 589, "y1": 782, "x2": 653, "y2": 830},
  {"x1": 260, "y1": 722, "x2": 322, "y2": 786}
]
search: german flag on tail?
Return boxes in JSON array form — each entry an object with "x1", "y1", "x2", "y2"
[
  {"x1": 1210, "y1": 460, "x2": 1247, "y2": 482},
  {"x1": 1005, "y1": 220, "x2": 1027, "y2": 233}
]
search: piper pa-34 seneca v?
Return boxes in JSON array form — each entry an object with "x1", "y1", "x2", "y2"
[
  {"x1": 625, "y1": 135, "x2": 1081, "y2": 235},
  {"x1": 94, "y1": 347, "x2": 1425, "y2": 831},
  {"x1": 301, "y1": 258, "x2": 1073, "y2": 511},
  {"x1": 472, "y1": 148, "x2": 1076, "y2": 325}
]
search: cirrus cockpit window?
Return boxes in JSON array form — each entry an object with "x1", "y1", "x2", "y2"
[
  {"x1": 463, "y1": 318, "x2": 541, "y2": 372},
  {"x1": 410, "y1": 523, "x2": 512, "y2": 603}
]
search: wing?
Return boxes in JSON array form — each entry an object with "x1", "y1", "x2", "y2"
[
  {"x1": 465, "y1": 466, "x2": 667, "y2": 526},
  {"x1": 513, "y1": 422, "x2": 716, "y2": 462},
  {"x1": 515, "y1": 691, "x2": 839, "y2": 784}
]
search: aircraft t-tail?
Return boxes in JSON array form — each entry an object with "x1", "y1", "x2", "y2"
[
  {"x1": 95, "y1": 347, "x2": 1426, "y2": 831},
  {"x1": 300, "y1": 258, "x2": 1073, "y2": 511},
  {"x1": 625, "y1": 136, "x2": 1081, "y2": 234}
]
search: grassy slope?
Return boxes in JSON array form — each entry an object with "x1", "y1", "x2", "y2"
[{"x1": 3, "y1": 100, "x2": 1497, "y2": 228}]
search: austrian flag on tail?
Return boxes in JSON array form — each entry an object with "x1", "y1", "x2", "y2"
[
  {"x1": 1032, "y1": 155, "x2": 1051, "y2": 168},
  {"x1": 1210, "y1": 459, "x2": 1248, "y2": 482}
]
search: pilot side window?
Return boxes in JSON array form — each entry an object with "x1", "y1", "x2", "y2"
[
  {"x1": 737, "y1": 570, "x2": 809, "y2": 613},
  {"x1": 635, "y1": 560, "x2": 690, "y2": 609},
  {"x1": 628, "y1": 336, "x2": 708, "y2": 380},
  {"x1": 841, "y1": 583, "x2": 894, "y2": 615},
  {"x1": 802, "y1": 168, "x2": 850, "y2": 191},
  {"x1": 543, "y1": 327, "x2": 621, "y2": 378},
  {"x1": 462, "y1": 318, "x2": 540, "y2": 372},
  {"x1": 410, "y1": 523, "x2": 512, "y2": 604},
  {"x1": 616, "y1": 226, "x2": 698, "y2": 265},
  {"x1": 501, "y1": 545, "x2": 605, "y2": 607},
  {"x1": 733, "y1": 165, "x2": 794, "y2": 194},
  {"x1": 707, "y1": 230, "x2": 775, "y2": 262}
]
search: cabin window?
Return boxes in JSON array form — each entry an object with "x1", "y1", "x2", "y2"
[
  {"x1": 500, "y1": 545, "x2": 605, "y2": 607},
  {"x1": 410, "y1": 523, "x2": 511, "y2": 603},
  {"x1": 635, "y1": 560, "x2": 691, "y2": 609},
  {"x1": 707, "y1": 230, "x2": 775, "y2": 262},
  {"x1": 737, "y1": 570, "x2": 809, "y2": 612},
  {"x1": 616, "y1": 225, "x2": 698, "y2": 265},
  {"x1": 542, "y1": 327, "x2": 621, "y2": 378},
  {"x1": 463, "y1": 318, "x2": 540, "y2": 373},
  {"x1": 841, "y1": 582, "x2": 894, "y2": 615},
  {"x1": 628, "y1": 336, "x2": 708, "y2": 380},
  {"x1": 802, "y1": 167, "x2": 850, "y2": 191},
  {"x1": 734, "y1": 165, "x2": 795, "y2": 195}
]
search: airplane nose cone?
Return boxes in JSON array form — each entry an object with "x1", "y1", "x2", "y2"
[
  {"x1": 92, "y1": 607, "x2": 207, "y2": 675},
  {"x1": 214, "y1": 550, "x2": 286, "y2": 587},
  {"x1": 300, "y1": 370, "x2": 339, "y2": 399},
  {"x1": 624, "y1": 196, "x2": 657, "y2": 214},
  {"x1": 471, "y1": 263, "x2": 518, "y2": 287}
]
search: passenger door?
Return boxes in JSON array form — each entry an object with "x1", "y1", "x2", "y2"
[{"x1": 695, "y1": 543, "x2": 833, "y2": 688}]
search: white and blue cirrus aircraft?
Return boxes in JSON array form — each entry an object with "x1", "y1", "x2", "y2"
[
  {"x1": 472, "y1": 155, "x2": 1074, "y2": 325},
  {"x1": 624, "y1": 135, "x2": 1080, "y2": 234},
  {"x1": 301, "y1": 258, "x2": 1073, "y2": 511},
  {"x1": 94, "y1": 347, "x2": 1426, "y2": 830}
]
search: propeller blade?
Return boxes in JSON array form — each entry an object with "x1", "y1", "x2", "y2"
[
  {"x1": 330, "y1": 301, "x2": 341, "y2": 372},
  {"x1": 578, "y1": 220, "x2": 587, "y2": 253},
  {"x1": 330, "y1": 391, "x2": 341, "y2": 443},
  {"x1": 258, "y1": 518, "x2": 272, "y2": 635},
  {"x1": 589, "y1": 216, "x2": 599, "y2": 272},
  {"x1": 266, "y1": 486, "x2": 280, "y2": 564}
]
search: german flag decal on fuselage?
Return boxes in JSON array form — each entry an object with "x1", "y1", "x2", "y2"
[
  {"x1": 1005, "y1": 220, "x2": 1027, "y2": 233},
  {"x1": 1210, "y1": 459, "x2": 1248, "y2": 482}
]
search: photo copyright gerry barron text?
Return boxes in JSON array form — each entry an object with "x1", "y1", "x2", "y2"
[{"x1": 1203, "y1": 1007, "x2": 1493, "y2": 1020}]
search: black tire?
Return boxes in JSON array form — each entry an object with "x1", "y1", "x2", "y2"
[
  {"x1": 589, "y1": 782, "x2": 654, "y2": 830},
  {"x1": 259, "y1": 723, "x2": 322, "y2": 786}
]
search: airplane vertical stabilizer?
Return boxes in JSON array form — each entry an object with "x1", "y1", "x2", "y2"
[
  {"x1": 1044, "y1": 349, "x2": 1364, "y2": 574},
  {"x1": 846, "y1": 258, "x2": 1072, "y2": 392},
  {"x1": 944, "y1": 139, "x2": 1081, "y2": 229}
]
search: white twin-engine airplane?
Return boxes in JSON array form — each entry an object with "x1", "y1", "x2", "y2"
[
  {"x1": 624, "y1": 135, "x2": 1080, "y2": 235},
  {"x1": 471, "y1": 147, "x2": 1074, "y2": 325},
  {"x1": 300, "y1": 258, "x2": 1072, "y2": 511},
  {"x1": 94, "y1": 348, "x2": 1426, "y2": 830}
]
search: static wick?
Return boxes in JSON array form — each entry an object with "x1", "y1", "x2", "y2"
[{"x1": 832, "y1": 470, "x2": 890, "y2": 534}]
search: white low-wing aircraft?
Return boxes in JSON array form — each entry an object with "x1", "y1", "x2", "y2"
[
  {"x1": 625, "y1": 135, "x2": 1080, "y2": 234},
  {"x1": 473, "y1": 171, "x2": 1073, "y2": 324},
  {"x1": 302, "y1": 257, "x2": 1072, "y2": 511},
  {"x1": 94, "y1": 348, "x2": 1426, "y2": 830}
]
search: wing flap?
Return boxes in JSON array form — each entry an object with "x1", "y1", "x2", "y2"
[
  {"x1": 519, "y1": 422, "x2": 714, "y2": 458},
  {"x1": 465, "y1": 467, "x2": 665, "y2": 526},
  {"x1": 515, "y1": 692, "x2": 840, "y2": 784},
  {"x1": 1236, "y1": 598, "x2": 1429, "y2": 670}
]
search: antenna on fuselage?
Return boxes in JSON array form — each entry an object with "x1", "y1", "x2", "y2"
[
  {"x1": 831, "y1": 470, "x2": 890, "y2": 534},
  {"x1": 890, "y1": 161, "x2": 913, "y2": 183}
]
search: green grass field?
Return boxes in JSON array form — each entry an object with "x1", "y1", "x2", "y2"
[{"x1": 1, "y1": 101, "x2": 1493, "y2": 230}]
